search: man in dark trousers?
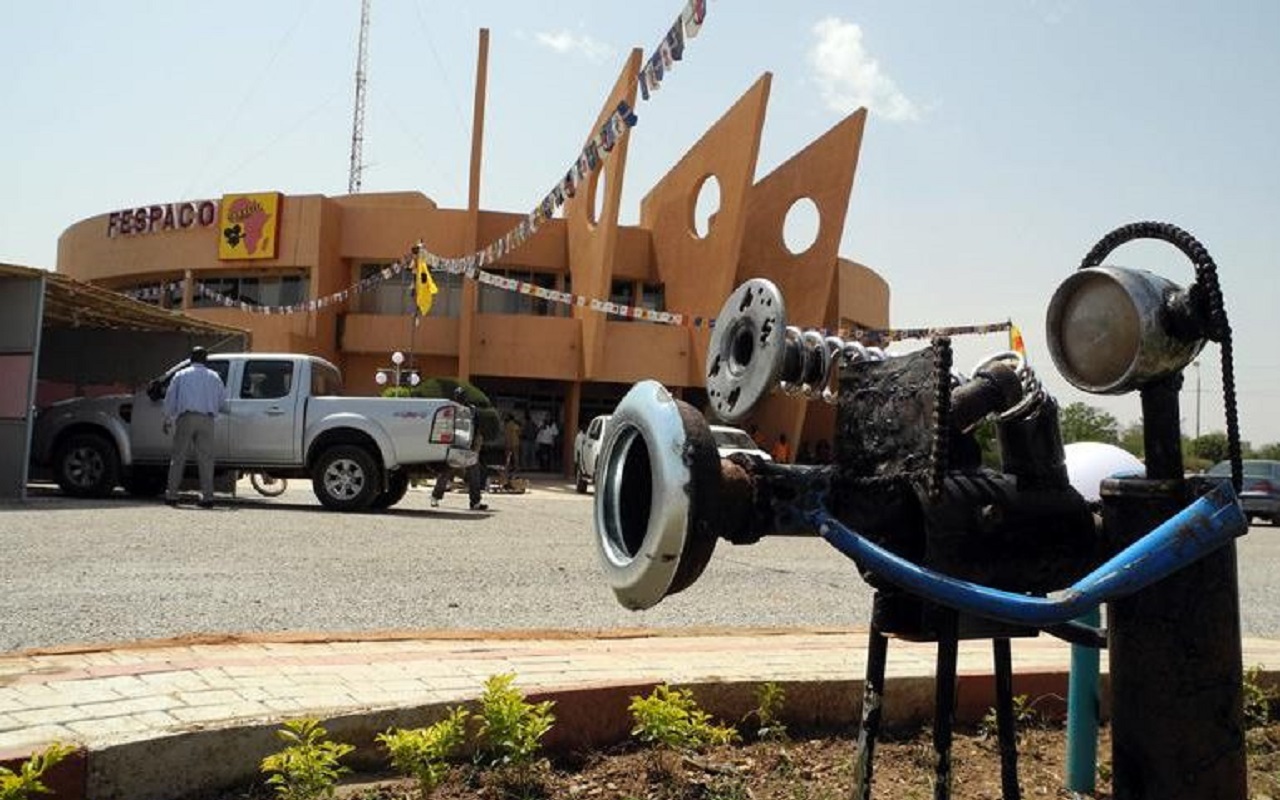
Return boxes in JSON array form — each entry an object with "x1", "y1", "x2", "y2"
[
  {"x1": 430, "y1": 386, "x2": 488, "y2": 511},
  {"x1": 163, "y1": 346, "x2": 227, "y2": 508}
]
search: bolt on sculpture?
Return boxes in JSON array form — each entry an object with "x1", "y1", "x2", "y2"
[{"x1": 592, "y1": 222, "x2": 1248, "y2": 800}]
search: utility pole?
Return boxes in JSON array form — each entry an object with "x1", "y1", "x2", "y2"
[
  {"x1": 1194, "y1": 360, "x2": 1202, "y2": 440},
  {"x1": 348, "y1": 0, "x2": 372, "y2": 194}
]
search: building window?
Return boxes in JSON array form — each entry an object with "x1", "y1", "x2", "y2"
[
  {"x1": 191, "y1": 273, "x2": 309, "y2": 309},
  {"x1": 640, "y1": 283, "x2": 666, "y2": 317},
  {"x1": 353, "y1": 263, "x2": 461, "y2": 317},
  {"x1": 116, "y1": 280, "x2": 183, "y2": 308},
  {"x1": 478, "y1": 268, "x2": 564, "y2": 317}
]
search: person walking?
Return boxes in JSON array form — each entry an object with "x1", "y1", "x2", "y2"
[
  {"x1": 503, "y1": 414, "x2": 522, "y2": 474},
  {"x1": 431, "y1": 387, "x2": 488, "y2": 511},
  {"x1": 771, "y1": 433, "x2": 792, "y2": 464},
  {"x1": 163, "y1": 346, "x2": 227, "y2": 508}
]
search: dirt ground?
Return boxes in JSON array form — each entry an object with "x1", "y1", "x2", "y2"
[{"x1": 225, "y1": 721, "x2": 1280, "y2": 800}]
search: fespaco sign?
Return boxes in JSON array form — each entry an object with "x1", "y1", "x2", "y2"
[
  {"x1": 106, "y1": 200, "x2": 219, "y2": 238},
  {"x1": 104, "y1": 193, "x2": 283, "y2": 261}
]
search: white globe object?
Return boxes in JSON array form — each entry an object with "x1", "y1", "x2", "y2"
[
  {"x1": 375, "y1": 371, "x2": 388, "y2": 385},
  {"x1": 408, "y1": 372, "x2": 421, "y2": 386},
  {"x1": 1064, "y1": 442, "x2": 1145, "y2": 503},
  {"x1": 391, "y1": 351, "x2": 405, "y2": 365}
]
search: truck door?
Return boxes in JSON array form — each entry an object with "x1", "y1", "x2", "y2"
[
  {"x1": 132, "y1": 359, "x2": 233, "y2": 464},
  {"x1": 226, "y1": 359, "x2": 301, "y2": 464}
]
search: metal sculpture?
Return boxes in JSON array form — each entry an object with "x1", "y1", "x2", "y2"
[{"x1": 591, "y1": 222, "x2": 1248, "y2": 799}]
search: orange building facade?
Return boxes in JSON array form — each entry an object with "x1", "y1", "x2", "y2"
[{"x1": 56, "y1": 34, "x2": 889, "y2": 472}]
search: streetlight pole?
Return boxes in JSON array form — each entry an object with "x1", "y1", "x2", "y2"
[{"x1": 374, "y1": 350, "x2": 420, "y2": 390}]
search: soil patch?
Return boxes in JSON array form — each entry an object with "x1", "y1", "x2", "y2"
[{"x1": 218, "y1": 721, "x2": 1280, "y2": 800}]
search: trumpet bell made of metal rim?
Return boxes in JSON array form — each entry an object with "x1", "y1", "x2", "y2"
[
  {"x1": 706, "y1": 279, "x2": 787, "y2": 424},
  {"x1": 593, "y1": 379, "x2": 712, "y2": 610},
  {"x1": 1046, "y1": 266, "x2": 1204, "y2": 395}
]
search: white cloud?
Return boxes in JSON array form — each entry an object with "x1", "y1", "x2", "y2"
[
  {"x1": 808, "y1": 17, "x2": 920, "y2": 122},
  {"x1": 534, "y1": 29, "x2": 614, "y2": 63}
]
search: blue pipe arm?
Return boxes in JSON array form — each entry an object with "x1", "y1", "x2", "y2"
[{"x1": 808, "y1": 482, "x2": 1246, "y2": 629}]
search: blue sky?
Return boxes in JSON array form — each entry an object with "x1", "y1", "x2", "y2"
[{"x1": 4, "y1": 1, "x2": 1278, "y2": 445}]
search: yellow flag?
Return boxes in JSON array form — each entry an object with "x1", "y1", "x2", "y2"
[
  {"x1": 414, "y1": 253, "x2": 438, "y2": 316},
  {"x1": 1009, "y1": 323, "x2": 1026, "y2": 357}
]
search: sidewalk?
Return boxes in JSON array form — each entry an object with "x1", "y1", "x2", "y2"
[{"x1": 3, "y1": 629, "x2": 1279, "y2": 800}]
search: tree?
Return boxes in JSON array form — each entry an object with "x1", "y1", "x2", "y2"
[
  {"x1": 1190, "y1": 432, "x2": 1230, "y2": 464},
  {"x1": 1058, "y1": 402, "x2": 1120, "y2": 445},
  {"x1": 1255, "y1": 442, "x2": 1280, "y2": 461},
  {"x1": 1118, "y1": 421, "x2": 1144, "y2": 459}
]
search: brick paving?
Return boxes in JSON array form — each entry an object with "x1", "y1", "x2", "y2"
[{"x1": 3, "y1": 628, "x2": 1279, "y2": 757}]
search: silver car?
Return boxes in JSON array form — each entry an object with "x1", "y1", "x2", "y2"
[{"x1": 1207, "y1": 459, "x2": 1280, "y2": 525}]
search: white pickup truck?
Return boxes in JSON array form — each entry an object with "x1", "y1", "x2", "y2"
[{"x1": 31, "y1": 353, "x2": 476, "y2": 512}]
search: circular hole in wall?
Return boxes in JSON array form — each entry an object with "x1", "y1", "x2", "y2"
[
  {"x1": 692, "y1": 174, "x2": 721, "y2": 239},
  {"x1": 783, "y1": 197, "x2": 820, "y2": 255},
  {"x1": 589, "y1": 168, "x2": 608, "y2": 226}
]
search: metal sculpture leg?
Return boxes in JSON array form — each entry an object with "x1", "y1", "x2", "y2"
[
  {"x1": 853, "y1": 625, "x2": 888, "y2": 800},
  {"x1": 993, "y1": 638, "x2": 1022, "y2": 800},
  {"x1": 933, "y1": 611, "x2": 959, "y2": 800}
]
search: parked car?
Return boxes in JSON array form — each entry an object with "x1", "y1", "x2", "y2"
[
  {"x1": 709, "y1": 425, "x2": 774, "y2": 462},
  {"x1": 31, "y1": 353, "x2": 475, "y2": 512},
  {"x1": 573, "y1": 417, "x2": 771, "y2": 494},
  {"x1": 1207, "y1": 459, "x2": 1280, "y2": 525},
  {"x1": 574, "y1": 414, "x2": 611, "y2": 493}
]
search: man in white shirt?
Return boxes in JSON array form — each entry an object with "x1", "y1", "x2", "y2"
[
  {"x1": 163, "y1": 347, "x2": 227, "y2": 508},
  {"x1": 536, "y1": 418, "x2": 559, "y2": 472}
]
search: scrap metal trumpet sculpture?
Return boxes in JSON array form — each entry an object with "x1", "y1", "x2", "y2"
[{"x1": 592, "y1": 222, "x2": 1249, "y2": 800}]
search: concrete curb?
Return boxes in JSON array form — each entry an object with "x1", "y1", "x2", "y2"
[
  {"x1": 11, "y1": 672, "x2": 1077, "y2": 800},
  {"x1": 4, "y1": 629, "x2": 1279, "y2": 800}
]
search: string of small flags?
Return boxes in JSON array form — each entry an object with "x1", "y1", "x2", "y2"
[
  {"x1": 416, "y1": 99, "x2": 639, "y2": 280},
  {"x1": 846, "y1": 320, "x2": 1013, "y2": 347},
  {"x1": 638, "y1": 0, "x2": 705, "y2": 100}
]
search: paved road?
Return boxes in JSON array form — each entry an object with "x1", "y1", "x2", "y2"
[{"x1": 1, "y1": 479, "x2": 1276, "y2": 651}]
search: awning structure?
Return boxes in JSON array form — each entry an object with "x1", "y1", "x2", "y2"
[
  {"x1": 0, "y1": 264, "x2": 243, "y2": 336},
  {"x1": 0, "y1": 263, "x2": 249, "y2": 501}
]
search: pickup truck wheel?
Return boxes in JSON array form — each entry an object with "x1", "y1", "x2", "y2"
[
  {"x1": 312, "y1": 445, "x2": 382, "y2": 512},
  {"x1": 54, "y1": 432, "x2": 120, "y2": 498},
  {"x1": 575, "y1": 465, "x2": 588, "y2": 494},
  {"x1": 370, "y1": 471, "x2": 411, "y2": 510}
]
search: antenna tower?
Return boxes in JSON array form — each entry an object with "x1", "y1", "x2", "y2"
[{"x1": 347, "y1": 0, "x2": 371, "y2": 193}]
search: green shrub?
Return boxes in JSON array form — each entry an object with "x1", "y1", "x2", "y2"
[
  {"x1": 979, "y1": 694, "x2": 1045, "y2": 740},
  {"x1": 377, "y1": 708, "x2": 470, "y2": 799},
  {"x1": 260, "y1": 719, "x2": 354, "y2": 800},
  {"x1": 751, "y1": 682, "x2": 788, "y2": 742},
  {"x1": 0, "y1": 743, "x2": 75, "y2": 800},
  {"x1": 1243, "y1": 664, "x2": 1276, "y2": 729},
  {"x1": 475, "y1": 673, "x2": 556, "y2": 767},
  {"x1": 629, "y1": 684, "x2": 739, "y2": 751}
]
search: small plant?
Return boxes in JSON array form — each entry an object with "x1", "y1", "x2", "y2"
[
  {"x1": 0, "y1": 743, "x2": 75, "y2": 800},
  {"x1": 475, "y1": 673, "x2": 556, "y2": 767},
  {"x1": 260, "y1": 718, "x2": 355, "y2": 800},
  {"x1": 377, "y1": 707, "x2": 470, "y2": 799},
  {"x1": 1243, "y1": 663, "x2": 1276, "y2": 729},
  {"x1": 751, "y1": 681, "x2": 788, "y2": 742},
  {"x1": 629, "y1": 684, "x2": 739, "y2": 751},
  {"x1": 978, "y1": 694, "x2": 1045, "y2": 739}
]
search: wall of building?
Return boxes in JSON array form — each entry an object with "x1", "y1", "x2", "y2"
[{"x1": 54, "y1": 42, "x2": 891, "y2": 472}]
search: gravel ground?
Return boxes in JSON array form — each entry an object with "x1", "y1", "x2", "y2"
[{"x1": 1, "y1": 477, "x2": 1276, "y2": 651}]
